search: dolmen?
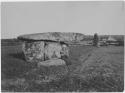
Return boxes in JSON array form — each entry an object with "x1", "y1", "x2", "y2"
[
  {"x1": 18, "y1": 32, "x2": 84, "y2": 83},
  {"x1": 18, "y1": 32, "x2": 84, "y2": 66}
]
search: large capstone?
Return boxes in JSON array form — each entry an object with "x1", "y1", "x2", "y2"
[{"x1": 18, "y1": 32, "x2": 84, "y2": 42}]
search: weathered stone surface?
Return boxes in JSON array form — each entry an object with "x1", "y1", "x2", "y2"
[
  {"x1": 22, "y1": 41, "x2": 45, "y2": 62},
  {"x1": 18, "y1": 32, "x2": 84, "y2": 42},
  {"x1": 37, "y1": 58, "x2": 66, "y2": 67},
  {"x1": 22, "y1": 41, "x2": 69, "y2": 62},
  {"x1": 44, "y1": 42, "x2": 62, "y2": 60}
]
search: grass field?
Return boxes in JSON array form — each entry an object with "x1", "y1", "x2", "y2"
[{"x1": 1, "y1": 40, "x2": 124, "y2": 92}]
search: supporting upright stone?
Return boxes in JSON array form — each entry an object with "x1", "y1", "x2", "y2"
[{"x1": 22, "y1": 41, "x2": 45, "y2": 62}]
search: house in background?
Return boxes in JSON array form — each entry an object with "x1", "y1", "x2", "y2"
[
  {"x1": 99, "y1": 36, "x2": 120, "y2": 46},
  {"x1": 107, "y1": 36, "x2": 119, "y2": 45}
]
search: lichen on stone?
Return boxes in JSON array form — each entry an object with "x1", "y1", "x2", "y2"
[
  {"x1": 22, "y1": 41, "x2": 69, "y2": 63},
  {"x1": 22, "y1": 41, "x2": 45, "y2": 62}
]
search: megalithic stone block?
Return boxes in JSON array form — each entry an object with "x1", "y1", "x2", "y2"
[
  {"x1": 22, "y1": 41, "x2": 45, "y2": 62},
  {"x1": 18, "y1": 32, "x2": 84, "y2": 63},
  {"x1": 21, "y1": 41, "x2": 69, "y2": 62},
  {"x1": 44, "y1": 42, "x2": 62, "y2": 60}
]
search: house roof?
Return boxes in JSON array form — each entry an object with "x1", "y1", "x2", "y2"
[{"x1": 107, "y1": 36, "x2": 117, "y2": 41}]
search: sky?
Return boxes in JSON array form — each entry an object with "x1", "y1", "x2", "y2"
[{"x1": 1, "y1": 1, "x2": 125, "y2": 39}]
